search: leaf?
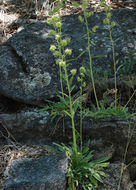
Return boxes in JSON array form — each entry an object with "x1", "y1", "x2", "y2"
[
  {"x1": 53, "y1": 142, "x2": 66, "y2": 152},
  {"x1": 97, "y1": 170, "x2": 107, "y2": 177},
  {"x1": 64, "y1": 111, "x2": 71, "y2": 117},
  {"x1": 97, "y1": 162, "x2": 110, "y2": 167},
  {"x1": 93, "y1": 156, "x2": 111, "y2": 164},
  {"x1": 53, "y1": 7, "x2": 60, "y2": 13},
  {"x1": 73, "y1": 101, "x2": 79, "y2": 113},
  {"x1": 72, "y1": 1, "x2": 80, "y2": 7},
  {"x1": 93, "y1": 172, "x2": 103, "y2": 183},
  {"x1": 48, "y1": 11, "x2": 53, "y2": 15},
  {"x1": 116, "y1": 64, "x2": 123, "y2": 73},
  {"x1": 46, "y1": 145, "x2": 60, "y2": 153},
  {"x1": 90, "y1": 176, "x2": 98, "y2": 187}
]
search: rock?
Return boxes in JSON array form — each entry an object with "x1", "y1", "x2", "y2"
[
  {"x1": 3, "y1": 153, "x2": 68, "y2": 190},
  {"x1": 0, "y1": 109, "x2": 136, "y2": 161},
  {"x1": 2, "y1": 152, "x2": 135, "y2": 190},
  {"x1": 0, "y1": 9, "x2": 136, "y2": 106},
  {"x1": 0, "y1": 108, "x2": 53, "y2": 144},
  {"x1": 98, "y1": 162, "x2": 134, "y2": 190}
]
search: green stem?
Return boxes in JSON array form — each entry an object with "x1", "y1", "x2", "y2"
[
  {"x1": 80, "y1": 79, "x2": 83, "y2": 152},
  {"x1": 59, "y1": 65, "x2": 64, "y2": 99},
  {"x1": 123, "y1": 90, "x2": 136, "y2": 109},
  {"x1": 63, "y1": 65, "x2": 77, "y2": 156},
  {"x1": 55, "y1": 25, "x2": 64, "y2": 99},
  {"x1": 108, "y1": 25, "x2": 117, "y2": 110},
  {"x1": 84, "y1": 12, "x2": 99, "y2": 109}
]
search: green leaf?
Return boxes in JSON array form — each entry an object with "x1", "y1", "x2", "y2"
[
  {"x1": 53, "y1": 7, "x2": 60, "y2": 13},
  {"x1": 93, "y1": 172, "x2": 103, "y2": 183},
  {"x1": 97, "y1": 162, "x2": 110, "y2": 167},
  {"x1": 82, "y1": 2, "x2": 88, "y2": 9},
  {"x1": 53, "y1": 142, "x2": 66, "y2": 152},
  {"x1": 72, "y1": 1, "x2": 80, "y2": 7},
  {"x1": 94, "y1": 156, "x2": 110, "y2": 164},
  {"x1": 64, "y1": 111, "x2": 71, "y2": 117},
  {"x1": 90, "y1": 176, "x2": 98, "y2": 187},
  {"x1": 58, "y1": 2, "x2": 63, "y2": 8},
  {"x1": 46, "y1": 145, "x2": 60, "y2": 153},
  {"x1": 97, "y1": 170, "x2": 107, "y2": 177},
  {"x1": 48, "y1": 11, "x2": 53, "y2": 16}
]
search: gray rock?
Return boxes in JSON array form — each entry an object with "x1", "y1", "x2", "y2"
[
  {"x1": 0, "y1": 109, "x2": 136, "y2": 161},
  {"x1": 98, "y1": 162, "x2": 134, "y2": 190},
  {"x1": 3, "y1": 153, "x2": 68, "y2": 190},
  {"x1": 0, "y1": 9, "x2": 136, "y2": 106},
  {"x1": 0, "y1": 108, "x2": 53, "y2": 144}
]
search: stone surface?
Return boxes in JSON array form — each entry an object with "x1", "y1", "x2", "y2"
[
  {"x1": 98, "y1": 162, "x2": 135, "y2": 190},
  {"x1": 0, "y1": 9, "x2": 136, "y2": 106},
  {"x1": 0, "y1": 109, "x2": 136, "y2": 161},
  {"x1": 0, "y1": 108, "x2": 52, "y2": 144},
  {"x1": 3, "y1": 153, "x2": 68, "y2": 190}
]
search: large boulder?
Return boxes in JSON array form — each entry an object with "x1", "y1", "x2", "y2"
[
  {"x1": 0, "y1": 108, "x2": 136, "y2": 161},
  {"x1": 3, "y1": 153, "x2": 68, "y2": 190},
  {"x1": 0, "y1": 8, "x2": 136, "y2": 106}
]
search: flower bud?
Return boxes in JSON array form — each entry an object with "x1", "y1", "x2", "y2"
[
  {"x1": 59, "y1": 60, "x2": 66, "y2": 67},
  {"x1": 55, "y1": 22, "x2": 62, "y2": 28},
  {"x1": 50, "y1": 45, "x2": 56, "y2": 52},
  {"x1": 47, "y1": 18, "x2": 52, "y2": 25},
  {"x1": 107, "y1": 12, "x2": 111, "y2": 18},
  {"x1": 55, "y1": 34, "x2": 60, "y2": 40},
  {"x1": 104, "y1": 6, "x2": 111, "y2": 12},
  {"x1": 66, "y1": 38, "x2": 71, "y2": 44},
  {"x1": 81, "y1": 73, "x2": 85, "y2": 78},
  {"x1": 52, "y1": 15, "x2": 60, "y2": 22},
  {"x1": 80, "y1": 66, "x2": 86, "y2": 73},
  {"x1": 49, "y1": 30, "x2": 56, "y2": 36},
  {"x1": 83, "y1": 82, "x2": 86, "y2": 87},
  {"x1": 103, "y1": 18, "x2": 109, "y2": 24},
  {"x1": 70, "y1": 69, "x2": 77, "y2": 75},
  {"x1": 77, "y1": 77, "x2": 81, "y2": 82},
  {"x1": 65, "y1": 48, "x2": 72, "y2": 55},
  {"x1": 111, "y1": 21, "x2": 116, "y2": 27},
  {"x1": 54, "y1": 51, "x2": 61, "y2": 57},
  {"x1": 61, "y1": 40, "x2": 67, "y2": 47}
]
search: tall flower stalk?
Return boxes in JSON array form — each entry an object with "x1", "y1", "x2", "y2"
[
  {"x1": 47, "y1": 15, "x2": 78, "y2": 156},
  {"x1": 78, "y1": 66, "x2": 86, "y2": 151},
  {"x1": 78, "y1": 2, "x2": 100, "y2": 109},
  {"x1": 102, "y1": 3, "x2": 117, "y2": 110}
]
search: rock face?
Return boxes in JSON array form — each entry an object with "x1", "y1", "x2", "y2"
[
  {"x1": 4, "y1": 153, "x2": 68, "y2": 190},
  {"x1": 0, "y1": 109, "x2": 136, "y2": 161},
  {"x1": 0, "y1": 108, "x2": 52, "y2": 144},
  {"x1": 98, "y1": 163, "x2": 134, "y2": 190},
  {"x1": 0, "y1": 9, "x2": 136, "y2": 106}
]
